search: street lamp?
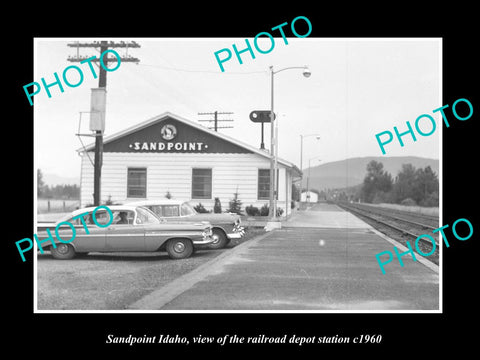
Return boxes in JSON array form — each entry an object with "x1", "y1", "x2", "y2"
[
  {"x1": 268, "y1": 65, "x2": 311, "y2": 221},
  {"x1": 300, "y1": 134, "x2": 320, "y2": 171},
  {"x1": 306, "y1": 157, "x2": 321, "y2": 204}
]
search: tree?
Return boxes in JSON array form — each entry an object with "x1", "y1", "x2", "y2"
[
  {"x1": 361, "y1": 160, "x2": 393, "y2": 203},
  {"x1": 392, "y1": 163, "x2": 417, "y2": 203},
  {"x1": 213, "y1": 197, "x2": 222, "y2": 213},
  {"x1": 227, "y1": 190, "x2": 242, "y2": 215},
  {"x1": 193, "y1": 203, "x2": 209, "y2": 213},
  {"x1": 415, "y1": 166, "x2": 439, "y2": 206},
  {"x1": 37, "y1": 169, "x2": 46, "y2": 197}
]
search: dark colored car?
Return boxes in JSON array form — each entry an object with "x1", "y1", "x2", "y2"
[
  {"x1": 36, "y1": 205, "x2": 213, "y2": 260},
  {"x1": 127, "y1": 200, "x2": 245, "y2": 249}
]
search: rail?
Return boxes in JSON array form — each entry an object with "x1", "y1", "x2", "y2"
[{"x1": 336, "y1": 202, "x2": 439, "y2": 247}]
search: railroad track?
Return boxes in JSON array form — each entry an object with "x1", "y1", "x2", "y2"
[
  {"x1": 378, "y1": 207, "x2": 438, "y2": 225},
  {"x1": 336, "y1": 202, "x2": 440, "y2": 264},
  {"x1": 344, "y1": 203, "x2": 439, "y2": 233}
]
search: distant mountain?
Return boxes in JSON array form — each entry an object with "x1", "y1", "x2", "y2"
[
  {"x1": 302, "y1": 156, "x2": 439, "y2": 191},
  {"x1": 43, "y1": 173, "x2": 80, "y2": 186}
]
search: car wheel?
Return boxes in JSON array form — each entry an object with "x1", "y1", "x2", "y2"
[
  {"x1": 50, "y1": 243, "x2": 76, "y2": 260},
  {"x1": 166, "y1": 238, "x2": 193, "y2": 259},
  {"x1": 208, "y1": 228, "x2": 228, "y2": 249}
]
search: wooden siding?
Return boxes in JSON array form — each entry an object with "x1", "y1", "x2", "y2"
[{"x1": 80, "y1": 152, "x2": 293, "y2": 214}]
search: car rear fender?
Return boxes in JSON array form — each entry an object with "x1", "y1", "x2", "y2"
[{"x1": 41, "y1": 240, "x2": 78, "y2": 253}]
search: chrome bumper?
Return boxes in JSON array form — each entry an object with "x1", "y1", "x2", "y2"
[
  {"x1": 193, "y1": 236, "x2": 215, "y2": 245},
  {"x1": 227, "y1": 226, "x2": 245, "y2": 239}
]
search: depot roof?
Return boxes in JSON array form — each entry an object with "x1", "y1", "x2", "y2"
[{"x1": 77, "y1": 112, "x2": 302, "y2": 177}]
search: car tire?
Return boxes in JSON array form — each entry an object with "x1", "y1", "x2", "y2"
[
  {"x1": 208, "y1": 228, "x2": 228, "y2": 249},
  {"x1": 50, "y1": 243, "x2": 76, "y2": 260},
  {"x1": 166, "y1": 238, "x2": 193, "y2": 259}
]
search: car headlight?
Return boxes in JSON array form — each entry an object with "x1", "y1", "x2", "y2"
[{"x1": 202, "y1": 227, "x2": 213, "y2": 238}]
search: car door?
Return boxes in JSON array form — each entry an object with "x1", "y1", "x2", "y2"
[
  {"x1": 56, "y1": 213, "x2": 106, "y2": 252},
  {"x1": 74, "y1": 225, "x2": 107, "y2": 252},
  {"x1": 105, "y1": 210, "x2": 146, "y2": 251}
]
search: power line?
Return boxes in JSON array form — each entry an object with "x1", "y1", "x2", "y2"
[
  {"x1": 138, "y1": 63, "x2": 267, "y2": 75},
  {"x1": 68, "y1": 40, "x2": 140, "y2": 206},
  {"x1": 198, "y1": 111, "x2": 234, "y2": 131},
  {"x1": 67, "y1": 41, "x2": 140, "y2": 65}
]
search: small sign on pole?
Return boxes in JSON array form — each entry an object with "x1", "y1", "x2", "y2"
[{"x1": 89, "y1": 88, "x2": 106, "y2": 132}]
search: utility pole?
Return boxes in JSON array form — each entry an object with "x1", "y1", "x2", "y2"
[
  {"x1": 67, "y1": 40, "x2": 140, "y2": 206},
  {"x1": 198, "y1": 111, "x2": 234, "y2": 131}
]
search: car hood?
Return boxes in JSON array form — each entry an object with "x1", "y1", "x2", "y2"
[{"x1": 190, "y1": 213, "x2": 240, "y2": 223}]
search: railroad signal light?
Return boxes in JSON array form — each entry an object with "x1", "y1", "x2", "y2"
[{"x1": 249, "y1": 110, "x2": 275, "y2": 123}]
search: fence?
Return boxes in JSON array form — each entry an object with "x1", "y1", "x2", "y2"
[{"x1": 37, "y1": 198, "x2": 80, "y2": 214}]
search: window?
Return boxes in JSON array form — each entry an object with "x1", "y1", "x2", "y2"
[
  {"x1": 162, "y1": 205, "x2": 180, "y2": 217},
  {"x1": 181, "y1": 202, "x2": 196, "y2": 216},
  {"x1": 136, "y1": 207, "x2": 160, "y2": 224},
  {"x1": 192, "y1": 168, "x2": 212, "y2": 199},
  {"x1": 258, "y1": 169, "x2": 270, "y2": 200},
  {"x1": 111, "y1": 210, "x2": 135, "y2": 225},
  {"x1": 258, "y1": 169, "x2": 278, "y2": 200},
  {"x1": 127, "y1": 168, "x2": 147, "y2": 198},
  {"x1": 148, "y1": 205, "x2": 163, "y2": 218},
  {"x1": 89, "y1": 210, "x2": 111, "y2": 226}
]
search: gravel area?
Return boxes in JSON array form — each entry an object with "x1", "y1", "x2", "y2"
[
  {"x1": 36, "y1": 228, "x2": 265, "y2": 311},
  {"x1": 344, "y1": 210, "x2": 439, "y2": 266}
]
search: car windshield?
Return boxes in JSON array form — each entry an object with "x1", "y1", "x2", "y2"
[
  {"x1": 181, "y1": 202, "x2": 197, "y2": 216},
  {"x1": 136, "y1": 207, "x2": 161, "y2": 224}
]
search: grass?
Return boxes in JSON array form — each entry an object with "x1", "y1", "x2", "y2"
[
  {"x1": 365, "y1": 202, "x2": 439, "y2": 216},
  {"x1": 37, "y1": 198, "x2": 80, "y2": 214}
]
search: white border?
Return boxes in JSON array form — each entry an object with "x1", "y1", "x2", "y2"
[{"x1": 33, "y1": 37, "x2": 442, "y2": 314}]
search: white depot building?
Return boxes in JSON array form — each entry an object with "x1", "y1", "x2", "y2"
[
  {"x1": 300, "y1": 191, "x2": 319, "y2": 203},
  {"x1": 78, "y1": 112, "x2": 302, "y2": 217}
]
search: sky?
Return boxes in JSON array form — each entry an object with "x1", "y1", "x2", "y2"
[{"x1": 34, "y1": 38, "x2": 441, "y2": 183}]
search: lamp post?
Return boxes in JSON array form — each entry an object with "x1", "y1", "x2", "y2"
[
  {"x1": 268, "y1": 65, "x2": 311, "y2": 221},
  {"x1": 300, "y1": 134, "x2": 320, "y2": 196},
  {"x1": 300, "y1": 133, "x2": 320, "y2": 171},
  {"x1": 306, "y1": 156, "x2": 321, "y2": 204}
]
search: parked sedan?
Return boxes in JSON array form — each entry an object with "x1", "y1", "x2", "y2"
[
  {"x1": 36, "y1": 205, "x2": 213, "y2": 260},
  {"x1": 127, "y1": 200, "x2": 245, "y2": 249}
]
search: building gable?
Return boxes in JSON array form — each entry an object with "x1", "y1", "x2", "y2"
[{"x1": 102, "y1": 116, "x2": 252, "y2": 154}]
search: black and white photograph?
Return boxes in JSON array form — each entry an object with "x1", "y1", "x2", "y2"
[{"x1": 33, "y1": 37, "x2": 441, "y2": 312}]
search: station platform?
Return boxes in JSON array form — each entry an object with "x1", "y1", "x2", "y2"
[
  {"x1": 284, "y1": 202, "x2": 372, "y2": 229},
  {"x1": 130, "y1": 202, "x2": 440, "y2": 311}
]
